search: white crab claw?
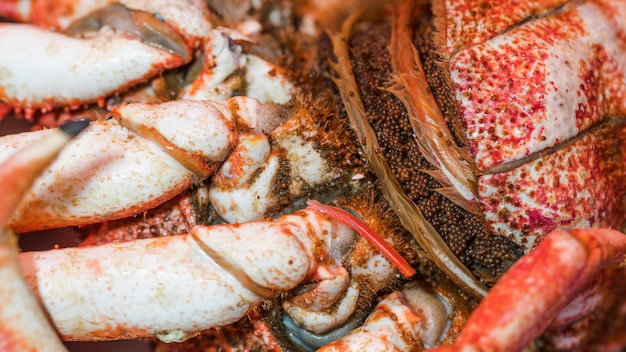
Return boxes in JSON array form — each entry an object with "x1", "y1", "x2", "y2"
[
  {"x1": 0, "y1": 23, "x2": 184, "y2": 112},
  {"x1": 18, "y1": 209, "x2": 356, "y2": 342},
  {"x1": 208, "y1": 133, "x2": 279, "y2": 223},
  {"x1": 210, "y1": 105, "x2": 343, "y2": 223},
  {"x1": 284, "y1": 279, "x2": 361, "y2": 334},
  {"x1": 3, "y1": 98, "x2": 263, "y2": 232}
]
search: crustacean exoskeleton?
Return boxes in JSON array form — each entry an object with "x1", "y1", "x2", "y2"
[
  {"x1": 0, "y1": 114, "x2": 419, "y2": 349},
  {"x1": 317, "y1": 0, "x2": 626, "y2": 349},
  {"x1": 3, "y1": 97, "x2": 264, "y2": 232},
  {"x1": 319, "y1": 229, "x2": 626, "y2": 351},
  {"x1": 0, "y1": 0, "x2": 294, "y2": 121},
  {"x1": 1, "y1": 0, "x2": 626, "y2": 351},
  {"x1": 0, "y1": 96, "x2": 361, "y2": 232}
]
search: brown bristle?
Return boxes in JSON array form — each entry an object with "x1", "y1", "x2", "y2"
[
  {"x1": 335, "y1": 191, "x2": 416, "y2": 301},
  {"x1": 280, "y1": 95, "x2": 367, "y2": 173},
  {"x1": 258, "y1": 95, "x2": 368, "y2": 220},
  {"x1": 78, "y1": 186, "x2": 216, "y2": 245}
]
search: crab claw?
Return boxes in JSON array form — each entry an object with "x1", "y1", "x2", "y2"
[
  {"x1": 17, "y1": 208, "x2": 356, "y2": 342},
  {"x1": 0, "y1": 22, "x2": 184, "y2": 113},
  {"x1": 65, "y1": 3, "x2": 191, "y2": 63},
  {"x1": 0, "y1": 119, "x2": 90, "y2": 351},
  {"x1": 3, "y1": 98, "x2": 265, "y2": 233},
  {"x1": 431, "y1": 228, "x2": 626, "y2": 352}
]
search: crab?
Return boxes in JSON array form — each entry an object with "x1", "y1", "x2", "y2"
[{"x1": 0, "y1": 0, "x2": 625, "y2": 351}]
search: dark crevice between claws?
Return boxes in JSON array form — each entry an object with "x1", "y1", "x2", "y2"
[
  {"x1": 280, "y1": 306, "x2": 371, "y2": 352},
  {"x1": 65, "y1": 3, "x2": 190, "y2": 62},
  {"x1": 59, "y1": 119, "x2": 91, "y2": 137}
]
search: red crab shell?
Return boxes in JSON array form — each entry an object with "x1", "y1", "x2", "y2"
[{"x1": 446, "y1": 0, "x2": 626, "y2": 251}]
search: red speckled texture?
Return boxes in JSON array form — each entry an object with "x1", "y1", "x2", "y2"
[
  {"x1": 440, "y1": 0, "x2": 569, "y2": 56},
  {"x1": 450, "y1": 1, "x2": 626, "y2": 171},
  {"x1": 478, "y1": 125, "x2": 625, "y2": 251},
  {"x1": 461, "y1": 231, "x2": 587, "y2": 350},
  {"x1": 428, "y1": 229, "x2": 626, "y2": 351}
]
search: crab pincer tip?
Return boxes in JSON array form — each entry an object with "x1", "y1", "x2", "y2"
[{"x1": 60, "y1": 119, "x2": 91, "y2": 137}]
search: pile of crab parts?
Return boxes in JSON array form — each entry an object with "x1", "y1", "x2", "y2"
[{"x1": 0, "y1": 0, "x2": 625, "y2": 351}]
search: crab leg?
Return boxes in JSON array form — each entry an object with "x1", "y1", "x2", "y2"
[
  {"x1": 0, "y1": 120, "x2": 90, "y2": 351},
  {"x1": 179, "y1": 28, "x2": 295, "y2": 104},
  {"x1": 17, "y1": 208, "x2": 357, "y2": 342},
  {"x1": 0, "y1": 1, "x2": 219, "y2": 115},
  {"x1": 430, "y1": 228, "x2": 626, "y2": 352},
  {"x1": 4, "y1": 98, "x2": 266, "y2": 233},
  {"x1": 0, "y1": 1, "x2": 294, "y2": 115},
  {"x1": 209, "y1": 103, "x2": 346, "y2": 223},
  {"x1": 318, "y1": 284, "x2": 453, "y2": 351},
  {"x1": 320, "y1": 228, "x2": 626, "y2": 352}
]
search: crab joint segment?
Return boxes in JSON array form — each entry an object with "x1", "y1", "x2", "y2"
[
  {"x1": 318, "y1": 284, "x2": 451, "y2": 351},
  {"x1": 18, "y1": 209, "x2": 357, "y2": 341},
  {"x1": 284, "y1": 280, "x2": 361, "y2": 334},
  {"x1": 3, "y1": 98, "x2": 262, "y2": 233}
]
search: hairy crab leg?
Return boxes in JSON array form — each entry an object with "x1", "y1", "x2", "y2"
[
  {"x1": 208, "y1": 103, "x2": 350, "y2": 224},
  {"x1": 0, "y1": 120, "x2": 90, "y2": 351},
  {"x1": 4, "y1": 98, "x2": 266, "y2": 233},
  {"x1": 18, "y1": 208, "x2": 357, "y2": 342},
  {"x1": 179, "y1": 27, "x2": 295, "y2": 104}
]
